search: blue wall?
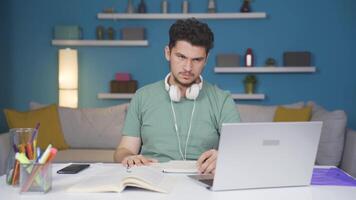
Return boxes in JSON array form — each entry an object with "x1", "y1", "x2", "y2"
[
  {"x1": 3, "y1": 0, "x2": 356, "y2": 130},
  {"x1": 0, "y1": 0, "x2": 11, "y2": 132}
]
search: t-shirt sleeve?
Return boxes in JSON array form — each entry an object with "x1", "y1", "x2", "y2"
[
  {"x1": 122, "y1": 93, "x2": 141, "y2": 137},
  {"x1": 219, "y1": 93, "x2": 241, "y2": 130}
]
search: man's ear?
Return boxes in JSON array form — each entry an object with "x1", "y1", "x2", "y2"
[
  {"x1": 205, "y1": 53, "x2": 210, "y2": 64},
  {"x1": 164, "y1": 46, "x2": 171, "y2": 61}
]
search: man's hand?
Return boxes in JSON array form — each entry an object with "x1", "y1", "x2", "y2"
[
  {"x1": 122, "y1": 155, "x2": 158, "y2": 168},
  {"x1": 197, "y1": 149, "x2": 218, "y2": 174}
]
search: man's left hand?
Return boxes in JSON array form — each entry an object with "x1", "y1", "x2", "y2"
[{"x1": 197, "y1": 149, "x2": 218, "y2": 174}]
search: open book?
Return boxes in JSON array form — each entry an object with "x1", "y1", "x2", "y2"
[
  {"x1": 150, "y1": 160, "x2": 198, "y2": 173},
  {"x1": 67, "y1": 166, "x2": 175, "y2": 193}
]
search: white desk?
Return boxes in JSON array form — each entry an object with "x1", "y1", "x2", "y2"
[{"x1": 1, "y1": 163, "x2": 355, "y2": 200}]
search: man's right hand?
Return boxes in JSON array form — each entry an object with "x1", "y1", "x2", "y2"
[{"x1": 122, "y1": 155, "x2": 158, "y2": 168}]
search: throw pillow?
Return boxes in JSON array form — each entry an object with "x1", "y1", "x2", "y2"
[
  {"x1": 4, "y1": 104, "x2": 69, "y2": 150},
  {"x1": 236, "y1": 102, "x2": 304, "y2": 122},
  {"x1": 273, "y1": 106, "x2": 312, "y2": 122},
  {"x1": 30, "y1": 102, "x2": 128, "y2": 149},
  {"x1": 307, "y1": 101, "x2": 347, "y2": 166}
]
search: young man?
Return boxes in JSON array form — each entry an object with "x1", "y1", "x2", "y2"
[{"x1": 114, "y1": 18, "x2": 240, "y2": 174}]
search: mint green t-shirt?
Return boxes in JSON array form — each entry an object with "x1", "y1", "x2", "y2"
[{"x1": 122, "y1": 80, "x2": 240, "y2": 162}]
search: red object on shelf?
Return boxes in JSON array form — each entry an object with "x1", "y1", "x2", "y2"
[
  {"x1": 115, "y1": 73, "x2": 131, "y2": 81},
  {"x1": 245, "y1": 48, "x2": 254, "y2": 67}
]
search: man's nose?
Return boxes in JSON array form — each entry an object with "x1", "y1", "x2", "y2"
[{"x1": 183, "y1": 59, "x2": 193, "y2": 71}]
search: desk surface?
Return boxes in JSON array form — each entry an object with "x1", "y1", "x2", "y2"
[{"x1": 1, "y1": 163, "x2": 356, "y2": 200}]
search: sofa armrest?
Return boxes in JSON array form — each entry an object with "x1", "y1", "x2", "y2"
[
  {"x1": 0, "y1": 132, "x2": 11, "y2": 176},
  {"x1": 340, "y1": 129, "x2": 356, "y2": 178}
]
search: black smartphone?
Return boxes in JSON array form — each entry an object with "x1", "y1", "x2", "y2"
[{"x1": 57, "y1": 164, "x2": 90, "y2": 174}]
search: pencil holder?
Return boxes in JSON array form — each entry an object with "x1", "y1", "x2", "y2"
[
  {"x1": 19, "y1": 162, "x2": 52, "y2": 193},
  {"x1": 5, "y1": 128, "x2": 35, "y2": 186}
]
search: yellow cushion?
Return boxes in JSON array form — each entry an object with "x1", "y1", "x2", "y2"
[
  {"x1": 273, "y1": 106, "x2": 312, "y2": 122},
  {"x1": 4, "y1": 104, "x2": 69, "y2": 150}
]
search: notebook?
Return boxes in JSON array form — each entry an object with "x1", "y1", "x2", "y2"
[{"x1": 189, "y1": 122, "x2": 322, "y2": 191}]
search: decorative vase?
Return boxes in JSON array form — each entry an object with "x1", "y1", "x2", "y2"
[
  {"x1": 240, "y1": 0, "x2": 251, "y2": 13},
  {"x1": 137, "y1": 0, "x2": 147, "y2": 13},
  {"x1": 161, "y1": 0, "x2": 169, "y2": 13},
  {"x1": 208, "y1": 0, "x2": 216, "y2": 13},
  {"x1": 96, "y1": 26, "x2": 105, "y2": 40},
  {"x1": 126, "y1": 0, "x2": 135, "y2": 13},
  {"x1": 107, "y1": 27, "x2": 116, "y2": 40},
  {"x1": 182, "y1": 0, "x2": 189, "y2": 13},
  {"x1": 244, "y1": 83, "x2": 255, "y2": 94}
]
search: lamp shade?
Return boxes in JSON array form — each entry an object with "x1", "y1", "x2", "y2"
[
  {"x1": 59, "y1": 49, "x2": 78, "y2": 89},
  {"x1": 58, "y1": 48, "x2": 78, "y2": 108}
]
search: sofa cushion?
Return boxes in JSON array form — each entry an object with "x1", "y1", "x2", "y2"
[
  {"x1": 236, "y1": 102, "x2": 304, "y2": 122},
  {"x1": 4, "y1": 105, "x2": 69, "y2": 150},
  {"x1": 30, "y1": 102, "x2": 128, "y2": 149},
  {"x1": 307, "y1": 101, "x2": 347, "y2": 166},
  {"x1": 54, "y1": 149, "x2": 115, "y2": 163},
  {"x1": 273, "y1": 106, "x2": 312, "y2": 122}
]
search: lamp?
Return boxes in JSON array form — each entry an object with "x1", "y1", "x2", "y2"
[{"x1": 58, "y1": 48, "x2": 78, "y2": 108}]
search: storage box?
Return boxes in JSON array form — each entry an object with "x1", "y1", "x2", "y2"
[
  {"x1": 283, "y1": 52, "x2": 311, "y2": 66},
  {"x1": 110, "y1": 80, "x2": 137, "y2": 93},
  {"x1": 121, "y1": 28, "x2": 145, "y2": 40},
  {"x1": 54, "y1": 26, "x2": 82, "y2": 40},
  {"x1": 216, "y1": 54, "x2": 240, "y2": 67},
  {"x1": 115, "y1": 73, "x2": 131, "y2": 81}
]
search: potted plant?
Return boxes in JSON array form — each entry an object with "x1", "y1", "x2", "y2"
[{"x1": 243, "y1": 75, "x2": 257, "y2": 94}]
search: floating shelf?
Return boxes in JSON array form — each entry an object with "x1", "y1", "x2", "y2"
[
  {"x1": 98, "y1": 93, "x2": 265, "y2": 100},
  {"x1": 97, "y1": 12, "x2": 267, "y2": 20},
  {"x1": 52, "y1": 40, "x2": 149, "y2": 47},
  {"x1": 214, "y1": 67, "x2": 316, "y2": 73},
  {"x1": 98, "y1": 93, "x2": 134, "y2": 99},
  {"x1": 231, "y1": 94, "x2": 265, "y2": 100}
]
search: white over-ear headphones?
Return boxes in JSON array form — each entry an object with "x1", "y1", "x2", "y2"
[
  {"x1": 164, "y1": 73, "x2": 203, "y2": 102},
  {"x1": 164, "y1": 73, "x2": 203, "y2": 160}
]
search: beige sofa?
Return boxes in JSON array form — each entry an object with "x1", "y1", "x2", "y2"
[{"x1": 1, "y1": 101, "x2": 355, "y2": 178}]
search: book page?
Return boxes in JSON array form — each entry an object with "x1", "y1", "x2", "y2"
[
  {"x1": 67, "y1": 166, "x2": 175, "y2": 193},
  {"x1": 67, "y1": 167, "x2": 127, "y2": 193},
  {"x1": 150, "y1": 160, "x2": 198, "y2": 173},
  {"x1": 125, "y1": 166, "x2": 176, "y2": 193}
]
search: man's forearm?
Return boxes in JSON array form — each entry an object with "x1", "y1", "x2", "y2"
[{"x1": 114, "y1": 147, "x2": 136, "y2": 163}]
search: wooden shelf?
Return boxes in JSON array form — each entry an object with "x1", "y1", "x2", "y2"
[
  {"x1": 97, "y1": 12, "x2": 267, "y2": 20},
  {"x1": 52, "y1": 40, "x2": 149, "y2": 47},
  {"x1": 231, "y1": 93, "x2": 265, "y2": 100},
  {"x1": 98, "y1": 93, "x2": 265, "y2": 100},
  {"x1": 214, "y1": 67, "x2": 316, "y2": 73}
]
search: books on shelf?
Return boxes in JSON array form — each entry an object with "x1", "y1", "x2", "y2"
[{"x1": 67, "y1": 166, "x2": 175, "y2": 193}]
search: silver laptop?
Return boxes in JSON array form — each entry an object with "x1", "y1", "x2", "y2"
[{"x1": 189, "y1": 121, "x2": 322, "y2": 191}]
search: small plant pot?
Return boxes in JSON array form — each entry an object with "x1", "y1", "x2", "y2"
[{"x1": 244, "y1": 83, "x2": 255, "y2": 94}]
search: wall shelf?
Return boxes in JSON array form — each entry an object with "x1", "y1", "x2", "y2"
[
  {"x1": 97, "y1": 12, "x2": 267, "y2": 20},
  {"x1": 231, "y1": 93, "x2": 265, "y2": 100},
  {"x1": 98, "y1": 93, "x2": 265, "y2": 100},
  {"x1": 214, "y1": 66, "x2": 316, "y2": 73},
  {"x1": 98, "y1": 93, "x2": 134, "y2": 99},
  {"x1": 52, "y1": 40, "x2": 149, "y2": 47}
]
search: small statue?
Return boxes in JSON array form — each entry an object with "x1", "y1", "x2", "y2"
[
  {"x1": 240, "y1": 0, "x2": 251, "y2": 13},
  {"x1": 182, "y1": 0, "x2": 189, "y2": 13},
  {"x1": 161, "y1": 0, "x2": 169, "y2": 13}
]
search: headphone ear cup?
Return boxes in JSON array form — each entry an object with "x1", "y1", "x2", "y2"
[
  {"x1": 186, "y1": 84, "x2": 200, "y2": 100},
  {"x1": 169, "y1": 85, "x2": 181, "y2": 102}
]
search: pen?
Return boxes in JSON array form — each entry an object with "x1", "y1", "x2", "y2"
[
  {"x1": 38, "y1": 144, "x2": 52, "y2": 164},
  {"x1": 30, "y1": 123, "x2": 40, "y2": 143}
]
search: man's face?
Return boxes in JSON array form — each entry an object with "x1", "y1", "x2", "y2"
[{"x1": 165, "y1": 40, "x2": 208, "y2": 88}]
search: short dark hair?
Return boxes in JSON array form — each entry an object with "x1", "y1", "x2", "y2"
[{"x1": 169, "y1": 18, "x2": 214, "y2": 54}]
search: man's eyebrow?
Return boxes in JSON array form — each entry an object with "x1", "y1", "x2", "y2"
[{"x1": 174, "y1": 52, "x2": 205, "y2": 60}]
